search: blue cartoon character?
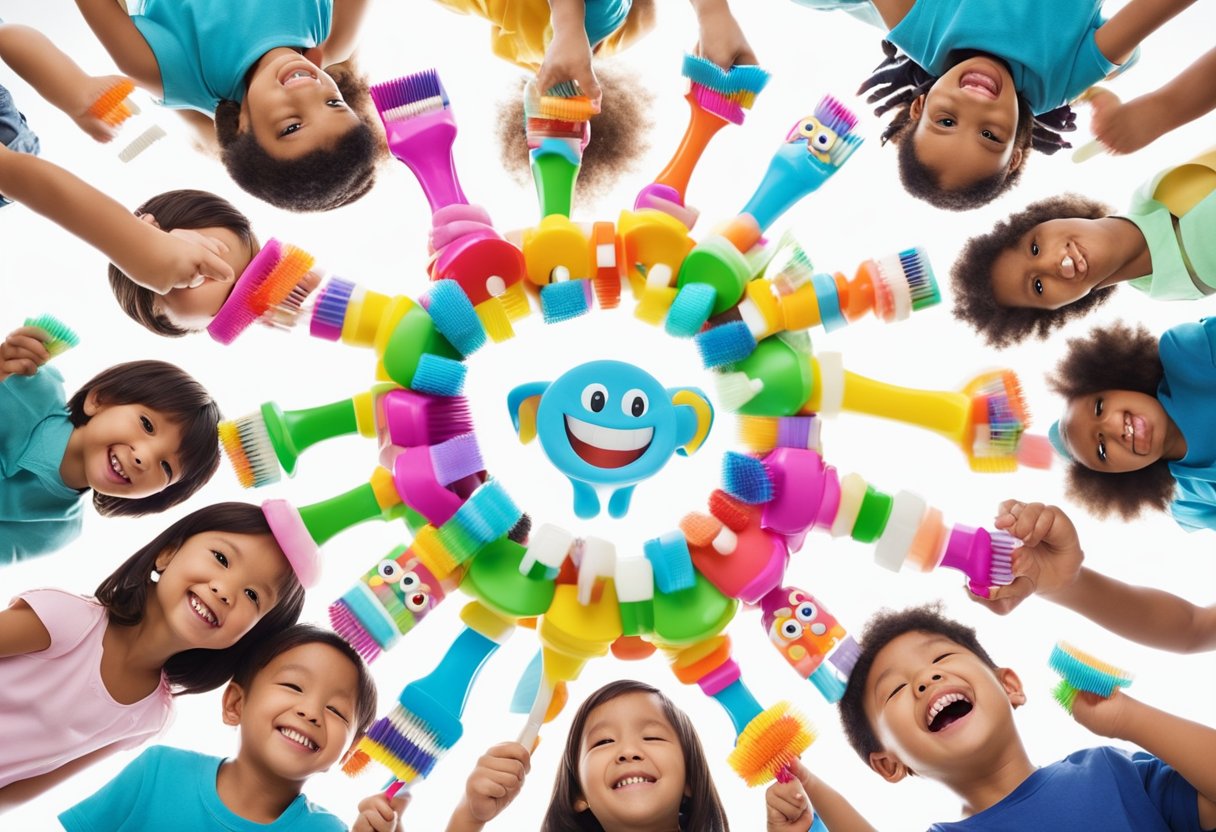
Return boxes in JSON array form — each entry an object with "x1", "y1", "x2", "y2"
[{"x1": 508, "y1": 360, "x2": 714, "y2": 518}]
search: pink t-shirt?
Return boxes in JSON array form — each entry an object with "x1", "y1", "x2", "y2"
[{"x1": 0, "y1": 589, "x2": 172, "y2": 788}]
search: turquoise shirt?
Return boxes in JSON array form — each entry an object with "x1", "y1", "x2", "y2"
[
  {"x1": 585, "y1": 0, "x2": 632, "y2": 48},
  {"x1": 1157, "y1": 317, "x2": 1216, "y2": 532},
  {"x1": 130, "y1": 0, "x2": 332, "y2": 114},
  {"x1": 0, "y1": 366, "x2": 83, "y2": 563},
  {"x1": 60, "y1": 746, "x2": 346, "y2": 832}
]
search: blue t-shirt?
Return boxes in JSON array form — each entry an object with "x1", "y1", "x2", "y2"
[
  {"x1": 928, "y1": 747, "x2": 1203, "y2": 831},
  {"x1": 585, "y1": 0, "x2": 631, "y2": 48},
  {"x1": 59, "y1": 746, "x2": 346, "y2": 832},
  {"x1": 0, "y1": 366, "x2": 83, "y2": 563},
  {"x1": 1158, "y1": 317, "x2": 1216, "y2": 532},
  {"x1": 129, "y1": 0, "x2": 332, "y2": 114}
]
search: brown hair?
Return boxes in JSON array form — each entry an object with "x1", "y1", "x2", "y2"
[
  {"x1": 66, "y1": 360, "x2": 221, "y2": 517},
  {"x1": 951, "y1": 194, "x2": 1115, "y2": 347},
  {"x1": 541, "y1": 679, "x2": 728, "y2": 832},
  {"x1": 94, "y1": 502, "x2": 305, "y2": 695}
]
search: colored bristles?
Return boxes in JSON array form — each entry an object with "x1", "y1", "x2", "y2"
[
  {"x1": 708, "y1": 489, "x2": 751, "y2": 531},
  {"x1": 434, "y1": 481, "x2": 520, "y2": 567},
  {"x1": 410, "y1": 354, "x2": 467, "y2": 397},
  {"x1": 87, "y1": 79, "x2": 135, "y2": 126},
  {"x1": 966, "y1": 371, "x2": 1030, "y2": 471},
  {"x1": 310, "y1": 277, "x2": 354, "y2": 341},
  {"x1": 1049, "y1": 642, "x2": 1133, "y2": 713},
  {"x1": 539, "y1": 280, "x2": 593, "y2": 323},
  {"x1": 679, "y1": 512, "x2": 722, "y2": 547},
  {"x1": 681, "y1": 54, "x2": 771, "y2": 98},
  {"x1": 23, "y1": 314, "x2": 80, "y2": 356},
  {"x1": 525, "y1": 90, "x2": 597, "y2": 122},
  {"x1": 697, "y1": 321, "x2": 756, "y2": 368},
  {"x1": 207, "y1": 239, "x2": 285, "y2": 344},
  {"x1": 217, "y1": 412, "x2": 280, "y2": 489},
  {"x1": 987, "y1": 530, "x2": 1016, "y2": 586},
  {"x1": 117, "y1": 124, "x2": 166, "y2": 163},
  {"x1": 347, "y1": 705, "x2": 445, "y2": 781},
  {"x1": 898, "y1": 248, "x2": 940, "y2": 311},
  {"x1": 370, "y1": 69, "x2": 448, "y2": 121},
  {"x1": 715, "y1": 371, "x2": 764, "y2": 411},
  {"x1": 665, "y1": 283, "x2": 716, "y2": 338},
  {"x1": 721, "y1": 451, "x2": 775, "y2": 504},
  {"x1": 737, "y1": 415, "x2": 821, "y2": 454},
  {"x1": 813, "y1": 95, "x2": 858, "y2": 138},
  {"x1": 727, "y1": 701, "x2": 815, "y2": 786},
  {"x1": 424, "y1": 280, "x2": 487, "y2": 357},
  {"x1": 328, "y1": 595, "x2": 383, "y2": 663},
  {"x1": 251, "y1": 245, "x2": 316, "y2": 311},
  {"x1": 431, "y1": 433, "x2": 485, "y2": 486},
  {"x1": 690, "y1": 84, "x2": 744, "y2": 125}
]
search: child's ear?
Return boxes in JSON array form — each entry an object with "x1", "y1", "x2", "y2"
[
  {"x1": 868, "y1": 749, "x2": 911, "y2": 783},
  {"x1": 221, "y1": 681, "x2": 246, "y2": 727},
  {"x1": 572, "y1": 795, "x2": 590, "y2": 813},
  {"x1": 908, "y1": 94, "x2": 926, "y2": 122},
  {"x1": 997, "y1": 667, "x2": 1027, "y2": 708},
  {"x1": 153, "y1": 546, "x2": 176, "y2": 574},
  {"x1": 1008, "y1": 148, "x2": 1025, "y2": 174},
  {"x1": 83, "y1": 388, "x2": 102, "y2": 417}
]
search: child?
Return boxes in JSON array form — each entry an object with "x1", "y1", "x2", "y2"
[
  {"x1": 1045, "y1": 318, "x2": 1214, "y2": 531},
  {"x1": 974, "y1": 499, "x2": 1216, "y2": 653},
  {"x1": 0, "y1": 502, "x2": 306, "y2": 809},
  {"x1": 791, "y1": 0, "x2": 1195, "y2": 210},
  {"x1": 952, "y1": 145, "x2": 1216, "y2": 347},
  {"x1": 764, "y1": 604, "x2": 1216, "y2": 830},
  {"x1": 445, "y1": 679, "x2": 729, "y2": 831},
  {"x1": 441, "y1": 0, "x2": 756, "y2": 196},
  {"x1": 72, "y1": 0, "x2": 385, "y2": 212},
  {"x1": 0, "y1": 330, "x2": 222, "y2": 562},
  {"x1": 59, "y1": 623, "x2": 407, "y2": 832}
]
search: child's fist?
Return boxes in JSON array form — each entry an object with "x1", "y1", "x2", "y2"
[
  {"x1": 694, "y1": 4, "x2": 758, "y2": 70},
  {"x1": 74, "y1": 75, "x2": 135, "y2": 143},
  {"x1": 766, "y1": 775, "x2": 815, "y2": 832},
  {"x1": 352, "y1": 791, "x2": 410, "y2": 832},
  {"x1": 1088, "y1": 88, "x2": 1165, "y2": 156},
  {"x1": 465, "y1": 742, "x2": 531, "y2": 822},
  {"x1": 0, "y1": 326, "x2": 53, "y2": 381},
  {"x1": 537, "y1": 31, "x2": 600, "y2": 112},
  {"x1": 974, "y1": 501, "x2": 1084, "y2": 614},
  {"x1": 1070, "y1": 689, "x2": 1135, "y2": 740}
]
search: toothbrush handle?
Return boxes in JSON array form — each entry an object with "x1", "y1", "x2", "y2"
[
  {"x1": 389, "y1": 112, "x2": 468, "y2": 212},
  {"x1": 653, "y1": 95, "x2": 728, "y2": 201},
  {"x1": 409, "y1": 626, "x2": 499, "y2": 714}
]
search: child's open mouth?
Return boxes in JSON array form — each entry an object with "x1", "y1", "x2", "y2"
[
  {"x1": 106, "y1": 447, "x2": 132, "y2": 484},
  {"x1": 926, "y1": 692, "x2": 973, "y2": 732},
  {"x1": 187, "y1": 592, "x2": 220, "y2": 628},
  {"x1": 959, "y1": 70, "x2": 1000, "y2": 100},
  {"x1": 278, "y1": 62, "x2": 320, "y2": 88},
  {"x1": 1124, "y1": 413, "x2": 1152, "y2": 455},
  {"x1": 277, "y1": 726, "x2": 319, "y2": 752},
  {"x1": 612, "y1": 773, "x2": 657, "y2": 790}
]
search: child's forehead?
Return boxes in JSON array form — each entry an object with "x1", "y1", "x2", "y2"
[
  {"x1": 584, "y1": 692, "x2": 672, "y2": 733},
  {"x1": 255, "y1": 642, "x2": 358, "y2": 685},
  {"x1": 869, "y1": 632, "x2": 970, "y2": 680}
]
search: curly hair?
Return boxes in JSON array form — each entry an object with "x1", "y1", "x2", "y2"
[
  {"x1": 1047, "y1": 321, "x2": 1177, "y2": 519},
  {"x1": 496, "y1": 62, "x2": 651, "y2": 202},
  {"x1": 951, "y1": 194, "x2": 1115, "y2": 348},
  {"x1": 107, "y1": 189, "x2": 256, "y2": 338},
  {"x1": 215, "y1": 61, "x2": 385, "y2": 212},
  {"x1": 839, "y1": 604, "x2": 999, "y2": 764}
]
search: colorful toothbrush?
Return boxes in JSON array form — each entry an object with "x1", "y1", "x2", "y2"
[
  {"x1": 23, "y1": 314, "x2": 80, "y2": 357},
  {"x1": 207, "y1": 239, "x2": 319, "y2": 345},
  {"x1": 524, "y1": 80, "x2": 595, "y2": 219},
  {"x1": 1048, "y1": 641, "x2": 1133, "y2": 712}
]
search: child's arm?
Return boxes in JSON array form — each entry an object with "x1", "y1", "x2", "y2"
[
  {"x1": 321, "y1": 0, "x2": 372, "y2": 65},
  {"x1": 1088, "y1": 46, "x2": 1216, "y2": 155},
  {"x1": 977, "y1": 500, "x2": 1216, "y2": 653},
  {"x1": 1093, "y1": 0, "x2": 1196, "y2": 66},
  {"x1": 73, "y1": 0, "x2": 162, "y2": 98},
  {"x1": 537, "y1": 0, "x2": 600, "y2": 111},
  {"x1": 785, "y1": 761, "x2": 880, "y2": 832},
  {"x1": 0, "y1": 742, "x2": 124, "y2": 811},
  {"x1": 0, "y1": 24, "x2": 130, "y2": 142},
  {"x1": 445, "y1": 742, "x2": 531, "y2": 832},
  {"x1": 0, "y1": 326, "x2": 52, "y2": 385},
  {"x1": 688, "y1": 0, "x2": 758, "y2": 68},
  {"x1": 0, "y1": 598, "x2": 53, "y2": 657},
  {"x1": 1072, "y1": 691, "x2": 1216, "y2": 828},
  {"x1": 352, "y1": 791, "x2": 410, "y2": 832},
  {"x1": 0, "y1": 145, "x2": 235, "y2": 293}
]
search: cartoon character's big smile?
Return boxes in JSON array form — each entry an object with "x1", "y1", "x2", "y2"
[{"x1": 564, "y1": 415, "x2": 654, "y2": 469}]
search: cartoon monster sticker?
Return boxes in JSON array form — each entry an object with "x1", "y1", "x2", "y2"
[
  {"x1": 363, "y1": 546, "x2": 448, "y2": 636},
  {"x1": 760, "y1": 586, "x2": 847, "y2": 679},
  {"x1": 508, "y1": 360, "x2": 714, "y2": 518}
]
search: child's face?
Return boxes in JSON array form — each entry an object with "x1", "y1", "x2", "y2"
[
  {"x1": 991, "y1": 218, "x2": 1123, "y2": 310},
  {"x1": 68, "y1": 393, "x2": 186, "y2": 498},
  {"x1": 154, "y1": 531, "x2": 290, "y2": 651},
  {"x1": 225, "y1": 642, "x2": 360, "y2": 782},
  {"x1": 240, "y1": 48, "x2": 362, "y2": 161},
  {"x1": 575, "y1": 692, "x2": 688, "y2": 830},
  {"x1": 1060, "y1": 389, "x2": 1175, "y2": 471},
  {"x1": 908, "y1": 57, "x2": 1022, "y2": 191},
  {"x1": 863, "y1": 632, "x2": 1024, "y2": 783},
  {"x1": 157, "y1": 226, "x2": 257, "y2": 330}
]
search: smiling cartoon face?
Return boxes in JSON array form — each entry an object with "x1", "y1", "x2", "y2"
[{"x1": 761, "y1": 587, "x2": 847, "y2": 678}]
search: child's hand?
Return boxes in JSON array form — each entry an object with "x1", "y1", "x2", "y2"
[
  {"x1": 766, "y1": 774, "x2": 815, "y2": 832},
  {"x1": 537, "y1": 30, "x2": 600, "y2": 112},
  {"x1": 1088, "y1": 88, "x2": 1164, "y2": 155},
  {"x1": 352, "y1": 791, "x2": 410, "y2": 832},
  {"x1": 464, "y1": 742, "x2": 530, "y2": 823},
  {"x1": 72, "y1": 75, "x2": 134, "y2": 144},
  {"x1": 694, "y1": 3, "x2": 758, "y2": 69},
  {"x1": 131, "y1": 212, "x2": 237, "y2": 293},
  {"x1": 972, "y1": 501, "x2": 1084, "y2": 614},
  {"x1": 0, "y1": 326, "x2": 52, "y2": 382},
  {"x1": 1070, "y1": 689, "x2": 1136, "y2": 740}
]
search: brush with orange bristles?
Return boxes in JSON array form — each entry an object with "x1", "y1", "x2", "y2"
[{"x1": 206, "y1": 239, "x2": 319, "y2": 345}]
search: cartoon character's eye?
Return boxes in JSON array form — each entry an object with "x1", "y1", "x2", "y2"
[
  {"x1": 795, "y1": 602, "x2": 818, "y2": 622},
  {"x1": 404, "y1": 591, "x2": 430, "y2": 613},
  {"x1": 621, "y1": 388, "x2": 648, "y2": 418},
  {"x1": 810, "y1": 128, "x2": 835, "y2": 149},
  {"x1": 779, "y1": 620, "x2": 801, "y2": 640},
  {"x1": 581, "y1": 383, "x2": 608, "y2": 413},
  {"x1": 377, "y1": 560, "x2": 402, "y2": 582},
  {"x1": 399, "y1": 571, "x2": 420, "y2": 590}
]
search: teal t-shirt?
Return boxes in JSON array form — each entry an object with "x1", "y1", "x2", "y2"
[
  {"x1": 60, "y1": 746, "x2": 346, "y2": 832},
  {"x1": 129, "y1": 0, "x2": 332, "y2": 114},
  {"x1": 1158, "y1": 317, "x2": 1216, "y2": 532},
  {"x1": 0, "y1": 366, "x2": 83, "y2": 563},
  {"x1": 585, "y1": 0, "x2": 632, "y2": 48}
]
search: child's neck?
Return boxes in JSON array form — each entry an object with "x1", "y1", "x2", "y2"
[
  {"x1": 944, "y1": 737, "x2": 1036, "y2": 817},
  {"x1": 216, "y1": 755, "x2": 303, "y2": 824},
  {"x1": 869, "y1": 0, "x2": 918, "y2": 28},
  {"x1": 101, "y1": 599, "x2": 195, "y2": 703},
  {"x1": 58, "y1": 429, "x2": 89, "y2": 490},
  {"x1": 1094, "y1": 217, "x2": 1154, "y2": 289}
]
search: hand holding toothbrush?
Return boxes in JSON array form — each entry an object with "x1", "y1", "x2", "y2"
[
  {"x1": 352, "y1": 790, "x2": 411, "y2": 832},
  {"x1": 690, "y1": 0, "x2": 758, "y2": 69},
  {"x1": 539, "y1": 0, "x2": 601, "y2": 111},
  {"x1": 446, "y1": 742, "x2": 531, "y2": 831},
  {"x1": 969, "y1": 500, "x2": 1084, "y2": 613},
  {"x1": 0, "y1": 326, "x2": 53, "y2": 382},
  {"x1": 133, "y1": 211, "x2": 237, "y2": 292}
]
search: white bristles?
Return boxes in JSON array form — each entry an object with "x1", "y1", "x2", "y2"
[
  {"x1": 118, "y1": 124, "x2": 166, "y2": 163},
  {"x1": 614, "y1": 556, "x2": 654, "y2": 603},
  {"x1": 381, "y1": 96, "x2": 446, "y2": 122}
]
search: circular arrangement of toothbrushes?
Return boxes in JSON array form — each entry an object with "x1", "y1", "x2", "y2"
[{"x1": 212, "y1": 62, "x2": 1051, "y2": 794}]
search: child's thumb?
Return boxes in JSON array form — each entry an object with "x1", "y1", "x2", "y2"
[{"x1": 390, "y1": 791, "x2": 411, "y2": 814}]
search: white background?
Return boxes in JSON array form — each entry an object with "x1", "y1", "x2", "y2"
[{"x1": 2, "y1": 1, "x2": 1214, "y2": 829}]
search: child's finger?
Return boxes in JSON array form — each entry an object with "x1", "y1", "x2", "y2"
[
  {"x1": 1025, "y1": 504, "x2": 1055, "y2": 547},
  {"x1": 487, "y1": 741, "x2": 532, "y2": 772}
]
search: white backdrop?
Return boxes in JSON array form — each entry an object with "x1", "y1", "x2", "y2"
[{"x1": 2, "y1": 1, "x2": 1214, "y2": 829}]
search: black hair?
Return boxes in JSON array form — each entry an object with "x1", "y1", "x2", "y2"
[
  {"x1": 541, "y1": 679, "x2": 728, "y2": 832},
  {"x1": 1047, "y1": 321, "x2": 1177, "y2": 519},
  {"x1": 231, "y1": 623, "x2": 378, "y2": 738},
  {"x1": 214, "y1": 61, "x2": 384, "y2": 212},
  {"x1": 94, "y1": 502, "x2": 306, "y2": 695},
  {"x1": 951, "y1": 194, "x2": 1115, "y2": 347},
  {"x1": 839, "y1": 604, "x2": 998, "y2": 763},
  {"x1": 107, "y1": 189, "x2": 256, "y2": 337},
  {"x1": 66, "y1": 360, "x2": 221, "y2": 516}
]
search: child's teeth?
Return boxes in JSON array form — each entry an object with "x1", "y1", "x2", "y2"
[
  {"x1": 1061, "y1": 256, "x2": 1073, "y2": 269},
  {"x1": 110, "y1": 452, "x2": 128, "y2": 481}
]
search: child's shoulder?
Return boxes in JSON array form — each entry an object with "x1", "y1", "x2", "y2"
[{"x1": 12, "y1": 589, "x2": 103, "y2": 656}]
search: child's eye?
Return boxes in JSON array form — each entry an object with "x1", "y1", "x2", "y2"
[
  {"x1": 161, "y1": 461, "x2": 173, "y2": 481},
  {"x1": 1033, "y1": 278, "x2": 1043, "y2": 295},
  {"x1": 141, "y1": 416, "x2": 154, "y2": 433},
  {"x1": 932, "y1": 653, "x2": 953, "y2": 663},
  {"x1": 326, "y1": 99, "x2": 345, "y2": 107},
  {"x1": 1095, "y1": 397, "x2": 1104, "y2": 417},
  {"x1": 213, "y1": 550, "x2": 229, "y2": 567},
  {"x1": 1030, "y1": 241, "x2": 1039, "y2": 256},
  {"x1": 935, "y1": 117, "x2": 956, "y2": 128},
  {"x1": 244, "y1": 588, "x2": 259, "y2": 605},
  {"x1": 1097, "y1": 439, "x2": 1107, "y2": 463},
  {"x1": 643, "y1": 736, "x2": 666, "y2": 742},
  {"x1": 281, "y1": 682, "x2": 302, "y2": 692},
  {"x1": 279, "y1": 123, "x2": 302, "y2": 137},
  {"x1": 886, "y1": 682, "x2": 906, "y2": 702},
  {"x1": 591, "y1": 737, "x2": 613, "y2": 748},
  {"x1": 328, "y1": 705, "x2": 350, "y2": 722},
  {"x1": 980, "y1": 129, "x2": 1001, "y2": 142}
]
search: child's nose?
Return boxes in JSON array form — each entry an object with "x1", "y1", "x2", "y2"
[
  {"x1": 297, "y1": 708, "x2": 320, "y2": 725},
  {"x1": 209, "y1": 582, "x2": 231, "y2": 606},
  {"x1": 917, "y1": 673, "x2": 943, "y2": 693}
]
